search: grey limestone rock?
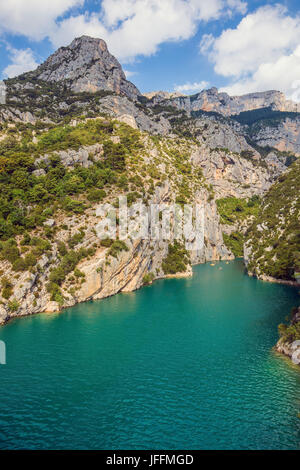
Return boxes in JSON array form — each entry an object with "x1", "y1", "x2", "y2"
[{"x1": 31, "y1": 36, "x2": 140, "y2": 100}]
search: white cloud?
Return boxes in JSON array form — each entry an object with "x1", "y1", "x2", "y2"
[
  {"x1": 0, "y1": 0, "x2": 247, "y2": 63},
  {"x1": 221, "y1": 46, "x2": 300, "y2": 99},
  {"x1": 200, "y1": 5, "x2": 300, "y2": 97},
  {"x1": 3, "y1": 47, "x2": 39, "y2": 78},
  {"x1": 174, "y1": 80, "x2": 210, "y2": 94},
  {"x1": 0, "y1": 0, "x2": 83, "y2": 41},
  {"x1": 48, "y1": 13, "x2": 107, "y2": 50},
  {"x1": 53, "y1": 1, "x2": 247, "y2": 61},
  {"x1": 226, "y1": 0, "x2": 247, "y2": 16}
]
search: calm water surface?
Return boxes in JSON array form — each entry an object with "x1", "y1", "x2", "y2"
[{"x1": 0, "y1": 260, "x2": 299, "y2": 450}]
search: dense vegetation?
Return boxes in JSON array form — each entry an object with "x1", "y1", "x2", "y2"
[
  {"x1": 278, "y1": 308, "x2": 300, "y2": 343},
  {"x1": 0, "y1": 118, "x2": 143, "y2": 240},
  {"x1": 216, "y1": 196, "x2": 260, "y2": 225},
  {"x1": 4, "y1": 77, "x2": 115, "y2": 120},
  {"x1": 216, "y1": 196, "x2": 261, "y2": 258},
  {"x1": 246, "y1": 159, "x2": 300, "y2": 280},
  {"x1": 232, "y1": 107, "x2": 300, "y2": 127},
  {"x1": 223, "y1": 232, "x2": 244, "y2": 257},
  {"x1": 162, "y1": 242, "x2": 190, "y2": 275}
]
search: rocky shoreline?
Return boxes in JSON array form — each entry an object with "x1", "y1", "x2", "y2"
[
  {"x1": 276, "y1": 339, "x2": 300, "y2": 365},
  {"x1": 0, "y1": 257, "x2": 228, "y2": 327},
  {"x1": 1, "y1": 251, "x2": 299, "y2": 369},
  {"x1": 247, "y1": 271, "x2": 300, "y2": 287},
  {"x1": 275, "y1": 307, "x2": 300, "y2": 365},
  {"x1": 0, "y1": 172, "x2": 233, "y2": 326},
  {"x1": 0, "y1": 35, "x2": 299, "y2": 373}
]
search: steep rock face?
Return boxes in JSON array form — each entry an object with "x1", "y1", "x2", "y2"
[
  {"x1": 97, "y1": 95, "x2": 171, "y2": 134},
  {"x1": 0, "y1": 181, "x2": 232, "y2": 325},
  {"x1": 24, "y1": 36, "x2": 140, "y2": 100},
  {"x1": 191, "y1": 146, "x2": 272, "y2": 199},
  {"x1": 190, "y1": 116, "x2": 256, "y2": 154},
  {"x1": 250, "y1": 117, "x2": 300, "y2": 155},
  {"x1": 0, "y1": 107, "x2": 36, "y2": 124},
  {"x1": 0, "y1": 35, "x2": 298, "y2": 331},
  {"x1": 143, "y1": 91, "x2": 184, "y2": 102},
  {"x1": 0, "y1": 87, "x2": 172, "y2": 136},
  {"x1": 149, "y1": 87, "x2": 300, "y2": 116}
]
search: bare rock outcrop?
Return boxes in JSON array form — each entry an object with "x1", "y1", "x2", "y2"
[
  {"x1": 149, "y1": 87, "x2": 300, "y2": 116},
  {"x1": 0, "y1": 180, "x2": 232, "y2": 325},
  {"x1": 22, "y1": 36, "x2": 140, "y2": 100},
  {"x1": 276, "y1": 308, "x2": 300, "y2": 365},
  {"x1": 250, "y1": 117, "x2": 300, "y2": 156}
]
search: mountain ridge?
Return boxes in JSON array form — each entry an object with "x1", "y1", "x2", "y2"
[
  {"x1": 0, "y1": 36, "x2": 299, "y2": 341},
  {"x1": 144, "y1": 87, "x2": 300, "y2": 116},
  {"x1": 4, "y1": 35, "x2": 300, "y2": 116}
]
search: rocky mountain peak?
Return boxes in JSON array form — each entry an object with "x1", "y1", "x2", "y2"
[{"x1": 27, "y1": 35, "x2": 140, "y2": 100}]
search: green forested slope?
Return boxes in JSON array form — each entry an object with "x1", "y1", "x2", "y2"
[{"x1": 245, "y1": 159, "x2": 300, "y2": 281}]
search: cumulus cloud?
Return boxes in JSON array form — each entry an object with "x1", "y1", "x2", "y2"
[
  {"x1": 51, "y1": 0, "x2": 247, "y2": 61},
  {"x1": 3, "y1": 47, "x2": 39, "y2": 78},
  {"x1": 174, "y1": 80, "x2": 210, "y2": 94},
  {"x1": 221, "y1": 46, "x2": 300, "y2": 99},
  {"x1": 0, "y1": 0, "x2": 83, "y2": 41},
  {"x1": 200, "y1": 4, "x2": 300, "y2": 96},
  {"x1": 0, "y1": 0, "x2": 247, "y2": 62},
  {"x1": 48, "y1": 13, "x2": 107, "y2": 50}
]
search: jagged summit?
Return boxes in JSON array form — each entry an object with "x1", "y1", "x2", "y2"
[
  {"x1": 24, "y1": 35, "x2": 140, "y2": 100},
  {"x1": 148, "y1": 86, "x2": 300, "y2": 116},
  {"x1": 193, "y1": 87, "x2": 300, "y2": 115}
]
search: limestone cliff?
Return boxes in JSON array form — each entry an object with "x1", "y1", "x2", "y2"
[
  {"x1": 146, "y1": 87, "x2": 300, "y2": 116},
  {"x1": 0, "y1": 120, "x2": 234, "y2": 325},
  {"x1": 0, "y1": 35, "x2": 298, "y2": 333}
]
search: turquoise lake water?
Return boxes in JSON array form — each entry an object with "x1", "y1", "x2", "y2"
[{"x1": 0, "y1": 260, "x2": 299, "y2": 450}]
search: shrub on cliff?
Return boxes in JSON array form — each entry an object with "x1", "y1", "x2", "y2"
[
  {"x1": 108, "y1": 241, "x2": 129, "y2": 258},
  {"x1": 1, "y1": 277, "x2": 13, "y2": 299},
  {"x1": 162, "y1": 242, "x2": 190, "y2": 275},
  {"x1": 246, "y1": 159, "x2": 300, "y2": 281},
  {"x1": 0, "y1": 239, "x2": 20, "y2": 263},
  {"x1": 143, "y1": 273, "x2": 155, "y2": 285},
  {"x1": 87, "y1": 189, "x2": 106, "y2": 202},
  {"x1": 8, "y1": 299, "x2": 20, "y2": 312},
  {"x1": 223, "y1": 232, "x2": 244, "y2": 257},
  {"x1": 278, "y1": 309, "x2": 300, "y2": 343}
]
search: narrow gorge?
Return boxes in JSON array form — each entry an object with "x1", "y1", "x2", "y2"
[{"x1": 0, "y1": 36, "x2": 299, "y2": 364}]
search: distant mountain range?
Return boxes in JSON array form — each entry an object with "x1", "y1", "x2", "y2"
[{"x1": 8, "y1": 35, "x2": 300, "y2": 115}]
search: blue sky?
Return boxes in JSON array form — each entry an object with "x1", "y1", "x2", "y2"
[{"x1": 0, "y1": 0, "x2": 300, "y2": 97}]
